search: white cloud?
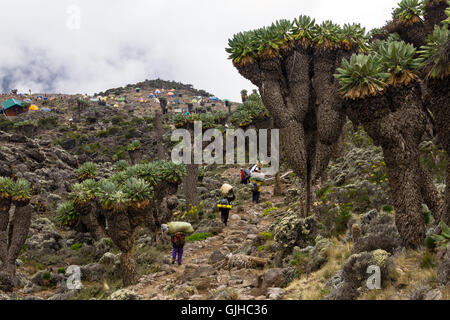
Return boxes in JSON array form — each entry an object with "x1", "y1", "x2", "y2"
[{"x1": 0, "y1": 0, "x2": 399, "y2": 100}]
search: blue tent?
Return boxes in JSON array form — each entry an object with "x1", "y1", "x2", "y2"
[
  {"x1": 148, "y1": 94, "x2": 155, "y2": 98},
  {"x1": 41, "y1": 107, "x2": 51, "y2": 112},
  {"x1": 209, "y1": 96, "x2": 219, "y2": 101}
]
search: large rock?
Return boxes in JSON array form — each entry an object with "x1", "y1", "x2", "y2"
[
  {"x1": 307, "y1": 236, "x2": 332, "y2": 272},
  {"x1": 259, "y1": 268, "x2": 285, "y2": 294},
  {"x1": 436, "y1": 246, "x2": 449, "y2": 286},
  {"x1": 327, "y1": 249, "x2": 394, "y2": 300},
  {"x1": 353, "y1": 213, "x2": 402, "y2": 254},
  {"x1": 109, "y1": 289, "x2": 142, "y2": 300}
]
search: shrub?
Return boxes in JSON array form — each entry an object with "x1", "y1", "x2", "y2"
[
  {"x1": 263, "y1": 207, "x2": 278, "y2": 217},
  {"x1": 259, "y1": 232, "x2": 273, "y2": 240},
  {"x1": 186, "y1": 232, "x2": 212, "y2": 242},
  {"x1": 55, "y1": 201, "x2": 79, "y2": 227},
  {"x1": 127, "y1": 140, "x2": 141, "y2": 151},
  {"x1": 114, "y1": 160, "x2": 129, "y2": 172},
  {"x1": 42, "y1": 271, "x2": 51, "y2": 280},
  {"x1": 70, "y1": 243, "x2": 83, "y2": 251},
  {"x1": 77, "y1": 162, "x2": 97, "y2": 181},
  {"x1": 58, "y1": 267, "x2": 66, "y2": 274}
]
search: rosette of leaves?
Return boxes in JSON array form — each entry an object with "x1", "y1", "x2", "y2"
[
  {"x1": 10, "y1": 179, "x2": 32, "y2": 203},
  {"x1": 108, "y1": 171, "x2": 130, "y2": 186},
  {"x1": 226, "y1": 30, "x2": 258, "y2": 65},
  {"x1": 312, "y1": 20, "x2": 343, "y2": 49},
  {"x1": 200, "y1": 113, "x2": 215, "y2": 129},
  {"x1": 392, "y1": 0, "x2": 425, "y2": 24},
  {"x1": 417, "y1": 24, "x2": 449, "y2": 79},
  {"x1": 123, "y1": 177, "x2": 152, "y2": 209},
  {"x1": 0, "y1": 176, "x2": 14, "y2": 199},
  {"x1": 334, "y1": 53, "x2": 390, "y2": 100},
  {"x1": 127, "y1": 140, "x2": 141, "y2": 152},
  {"x1": 95, "y1": 180, "x2": 123, "y2": 211},
  {"x1": 55, "y1": 201, "x2": 79, "y2": 227},
  {"x1": 254, "y1": 25, "x2": 283, "y2": 59},
  {"x1": 426, "y1": 221, "x2": 450, "y2": 248},
  {"x1": 173, "y1": 113, "x2": 187, "y2": 128},
  {"x1": 77, "y1": 162, "x2": 97, "y2": 181},
  {"x1": 155, "y1": 161, "x2": 186, "y2": 185},
  {"x1": 69, "y1": 179, "x2": 98, "y2": 205},
  {"x1": 340, "y1": 23, "x2": 369, "y2": 51},
  {"x1": 290, "y1": 15, "x2": 316, "y2": 47},
  {"x1": 375, "y1": 40, "x2": 421, "y2": 86},
  {"x1": 114, "y1": 160, "x2": 129, "y2": 172}
]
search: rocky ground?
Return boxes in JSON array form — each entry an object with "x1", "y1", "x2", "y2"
[{"x1": 0, "y1": 82, "x2": 448, "y2": 300}]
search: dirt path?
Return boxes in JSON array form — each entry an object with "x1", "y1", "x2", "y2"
[{"x1": 132, "y1": 187, "x2": 284, "y2": 300}]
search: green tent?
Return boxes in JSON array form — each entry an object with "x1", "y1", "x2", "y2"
[{"x1": 2, "y1": 98, "x2": 23, "y2": 110}]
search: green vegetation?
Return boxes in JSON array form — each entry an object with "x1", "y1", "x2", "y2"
[
  {"x1": 55, "y1": 201, "x2": 79, "y2": 227},
  {"x1": 417, "y1": 25, "x2": 449, "y2": 79},
  {"x1": 229, "y1": 91, "x2": 269, "y2": 127},
  {"x1": 77, "y1": 162, "x2": 98, "y2": 181},
  {"x1": 226, "y1": 15, "x2": 367, "y2": 64},
  {"x1": 186, "y1": 232, "x2": 212, "y2": 242},
  {"x1": 70, "y1": 243, "x2": 83, "y2": 251},
  {"x1": 127, "y1": 140, "x2": 141, "y2": 151},
  {"x1": 393, "y1": 0, "x2": 424, "y2": 23}
]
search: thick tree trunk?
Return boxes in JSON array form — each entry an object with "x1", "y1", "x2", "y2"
[
  {"x1": 424, "y1": 2, "x2": 448, "y2": 32},
  {"x1": 445, "y1": 161, "x2": 450, "y2": 225},
  {"x1": 120, "y1": 249, "x2": 137, "y2": 287},
  {"x1": 273, "y1": 171, "x2": 282, "y2": 196},
  {"x1": 384, "y1": 151, "x2": 426, "y2": 248},
  {"x1": 154, "y1": 111, "x2": 165, "y2": 160},
  {"x1": 3, "y1": 203, "x2": 31, "y2": 276},
  {"x1": 344, "y1": 84, "x2": 429, "y2": 248},
  {"x1": 425, "y1": 79, "x2": 450, "y2": 224},
  {"x1": 184, "y1": 164, "x2": 199, "y2": 207},
  {"x1": 128, "y1": 150, "x2": 141, "y2": 165},
  {"x1": 0, "y1": 199, "x2": 11, "y2": 267},
  {"x1": 418, "y1": 165, "x2": 445, "y2": 222}
]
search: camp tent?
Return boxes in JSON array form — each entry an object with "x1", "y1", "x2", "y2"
[
  {"x1": 136, "y1": 88, "x2": 140, "y2": 92},
  {"x1": 24, "y1": 98, "x2": 32, "y2": 103},
  {"x1": 210, "y1": 96, "x2": 219, "y2": 101},
  {"x1": 41, "y1": 107, "x2": 51, "y2": 112},
  {"x1": 167, "y1": 92, "x2": 175, "y2": 96},
  {"x1": 29, "y1": 105, "x2": 39, "y2": 111},
  {"x1": 2, "y1": 99, "x2": 25, "y2": 117}
]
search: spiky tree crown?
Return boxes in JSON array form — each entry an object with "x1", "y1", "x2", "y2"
[
  {"x1": 69, "y1": 179, "x2": 98, "y2": 204},
  {"x1": 334, "y1": 54, "x2": 390, "y2": 100},
  {"x1": 230, "y1": 92, "x2": 269, "y2": 127},
  {"x1": 417, "y1": 24, "x2": 450, "y2": 79},
  {"x1": 114, "y1": 160, "x2": 129, "y2": 172},
  {"x1": 0, "y1": 177, "x2": 14, "y2": 199},
  {"x1": 376, "y1": 41, "x2": 421, "y2": 86},
  {"x1": 226, "y1": 16, "x2": 368, "y2": 65},
  {"x1": 55, "y1": 201, "x2": 79, "y2": 227},
  {"x1": 77, "y1": 162, "x2": 97, "y2": 181},
  {"x1": 11, "y1": 179, "x2": 32, "y2": 202},
  {"x1": 393, "y1": 0, "x2": 425, "y2": 24},
  {"x1": 127, "y1": 140, "x2": 141, "y2": 151}
]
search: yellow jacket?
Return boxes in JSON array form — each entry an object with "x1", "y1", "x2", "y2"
[{"x1": 250, "y1": 178, "x2": 263, "y2": 192}]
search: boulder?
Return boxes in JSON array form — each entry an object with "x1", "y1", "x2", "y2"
[{"x1": 109, "y1": 289, "x2": 142, "y2": 300}]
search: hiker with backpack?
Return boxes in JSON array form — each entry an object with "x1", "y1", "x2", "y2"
[
  {"x1": 170, "y1": 231, "x2": 186, "y2": 265},
  {"x1": 162, "y1": 222, "x2": 194, "y2": 266},
  {"x1": 240, "y1": 168, "x2": 251, "y2": 184},
  {"x1": 217, "y1": 184, "x2": 235, "y2": 226},
  {"x1": 250, "y1": 167, "x2": 264, "y2": 204}
]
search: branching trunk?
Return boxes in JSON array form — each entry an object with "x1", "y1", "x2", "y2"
[
  {"x1": 4, "y1": 203, "x2": 31, "y2": 275},
  {"x1": 184, "y1": 163, "x2": 199, "y2": 207},
  {"x1": 0, "y1": 199, "x2": 11, "y2": 267},
  {"x1": 344, "y1": 84, "x2": 431, "y2": 248},
  {"x1": 154, "y1": 111, "x2": 165, "y2": 160},
  {"x1": 273, "y1": 171, "x2": 282, "y2": 196}
]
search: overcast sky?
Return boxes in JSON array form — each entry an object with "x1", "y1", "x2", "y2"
[{"x1": 0, "y1": 0, "x2": 399, "y2": 101}]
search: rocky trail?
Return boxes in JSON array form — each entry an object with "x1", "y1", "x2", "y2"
[{"x1": 131, "y1": 186, "x2": 285, "y2": 300}]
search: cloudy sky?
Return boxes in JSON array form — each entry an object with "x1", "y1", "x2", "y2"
[{"x1": 0, "y1": 0, "x2": 399, "y2": 101}]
